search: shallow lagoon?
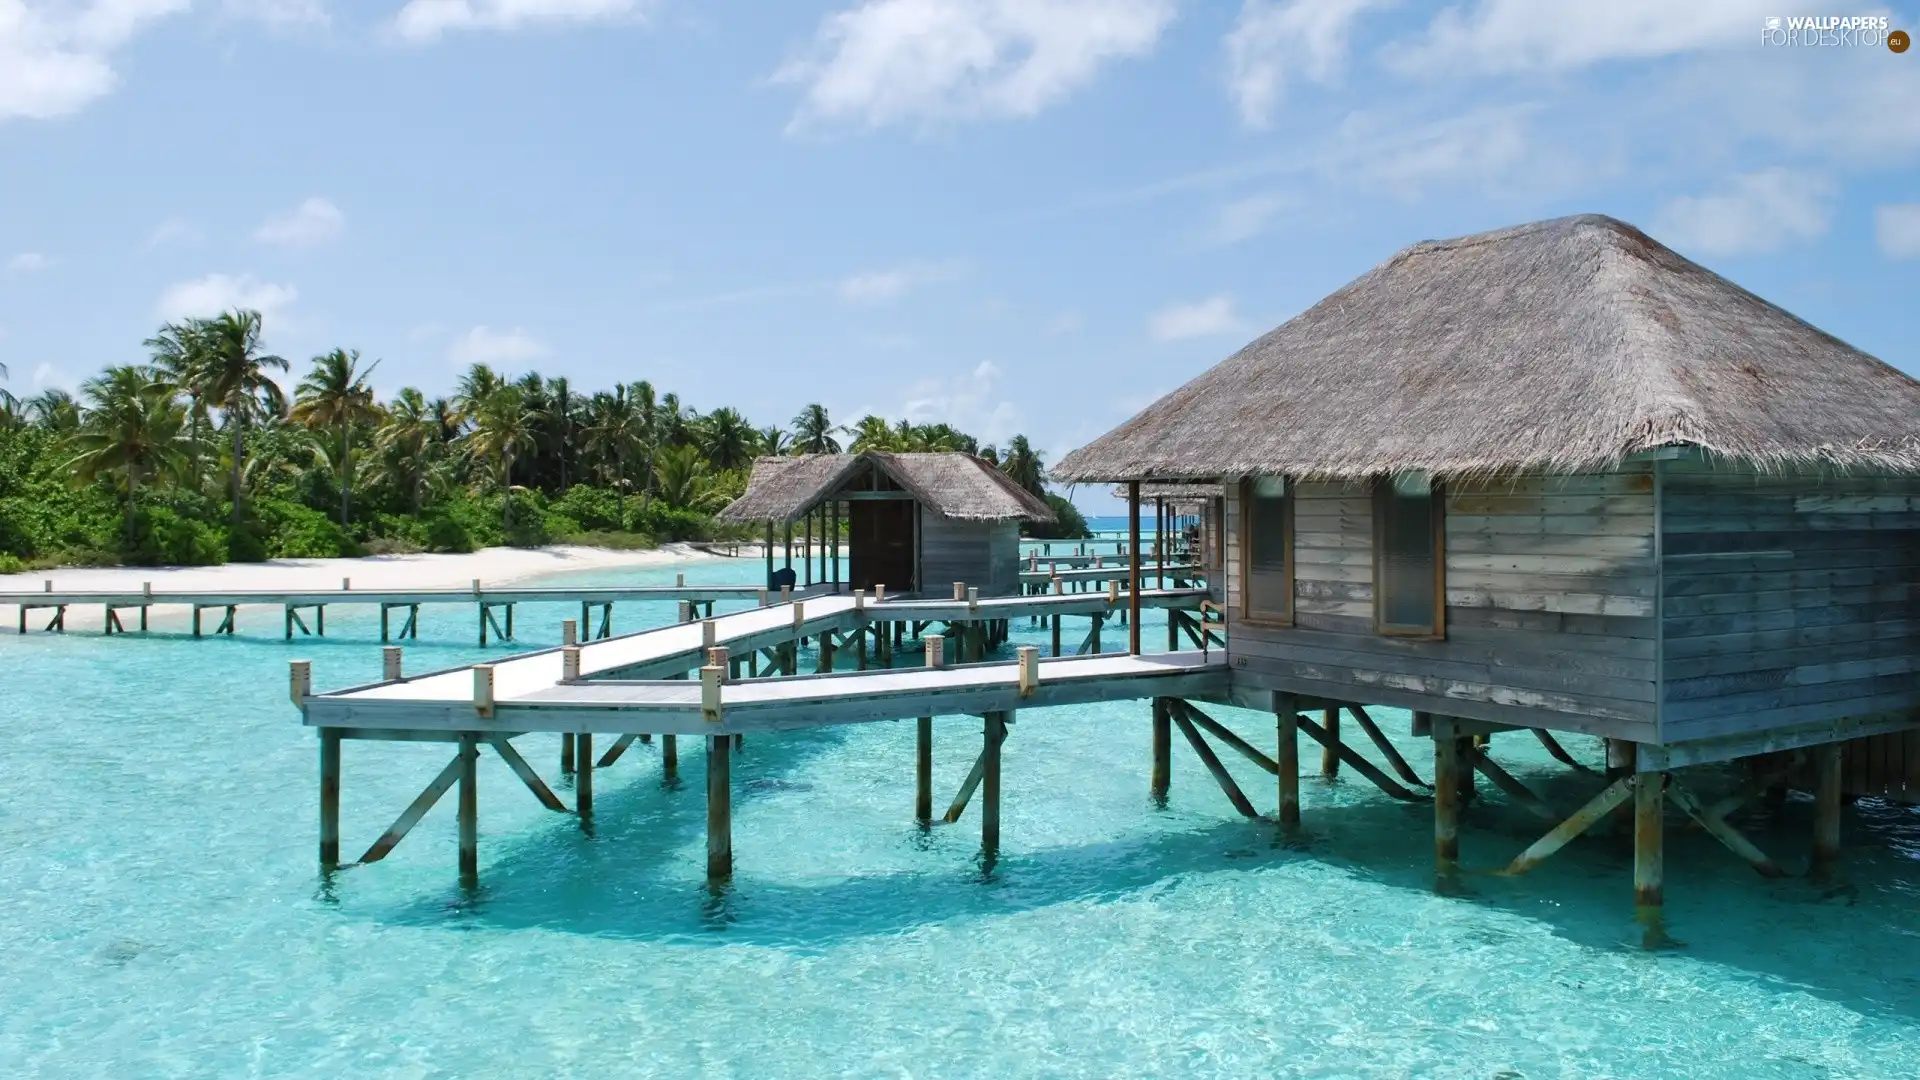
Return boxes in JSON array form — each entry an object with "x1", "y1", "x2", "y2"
[{"x1": 2, "y1": 556, "x2": 1917, "y2": 1078}]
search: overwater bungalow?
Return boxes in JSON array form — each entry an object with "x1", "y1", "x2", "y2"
[
  {"x1": 718, "y1": 451, "x2": 1055, "y2": 597},
  {"x1": 1056, "y1": 212, "x2": 1920, "y2": 925}
]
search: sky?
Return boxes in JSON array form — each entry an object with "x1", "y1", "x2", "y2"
[{"x1": 1, "y1": 1, "x2": 1917, "y2": 516}]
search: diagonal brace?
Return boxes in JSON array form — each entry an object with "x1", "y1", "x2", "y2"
[
  {"x1": 490, "y1": 738, "x2": 568, "y2": 813},
  {"x1": 1498, "y1": 775, "x2": 1634, "y2": 876},
  {"x1": 1170, "y1": 708, "x2": 1261, "y2": 819},
  {"x1": 1295, "y1": 713, "x2": 1428, "y2": 803},
  {"x1": 358, "y1": 753, "x2": 465, "y2": 865}
]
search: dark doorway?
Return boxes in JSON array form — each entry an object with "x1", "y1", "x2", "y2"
[{"x1": 849, "y1": 499, "x2": 916, "y2": 594}]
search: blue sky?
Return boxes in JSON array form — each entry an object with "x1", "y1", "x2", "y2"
[{"x1": 2, "y1": 0, "x2": 1916, "y2": 514}]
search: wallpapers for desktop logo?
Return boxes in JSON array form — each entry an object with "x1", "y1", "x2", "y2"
[{"x1": 1761, "y1": 14, "x2": 1909, "y2": 49}]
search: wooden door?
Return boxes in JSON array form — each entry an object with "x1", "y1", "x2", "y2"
[{"x1": 849, "y1": 500, "x2": 916, "y2": 594}]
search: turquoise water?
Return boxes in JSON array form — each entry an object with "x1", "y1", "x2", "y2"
[{"x1": 3, "y1": 556, "x2": 1918, "y2": 1078}]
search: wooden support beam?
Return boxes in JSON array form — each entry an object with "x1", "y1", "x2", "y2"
[
  {"x1": 916, "y1": 716, "x2": 933, "y2": 825},
  {"x1": 1295, "y1": 713, "x2": 1427, "y2": 802},
  {"x1": 982, "y1": 711, "x2": 1006, "y2": 862},
  {"x1": 1346, "y1": 705, "x2": 1427, "y2": 789},
  {"x1": 319, "y1": 730, "x2": 341, "y2": 871},
  {"x1": 1665, "y1": 780, "x2": 1785, "y2": 878},
  {"x1": 1150, "y1": 698, "x2": 1171, "y2": 803},
  {"x1": 943, "y1": 746, "x2": 989, "y2": 824},
  {"x1": 1533, "y1": 729, "x2": 1596, "y2": 774},
  {"x1": 1812, "y1": 741, "x2": 1842, "y2": 879},
  {"x1": 1320, "y1": 707, "x2": 1341, "y2": 779},
  {"x1": 577, "y1": 732, "x2": 595, "y2": 821},
  {"x1": 1498, "y1": 775, "x2": 1633, "y2": 875},
  {"x1": 1634, "y1": 772, "x2": 1665, "y2": 942},
  {"x1": 560, "y1": 732, "x2": 575, "y2": 775},
  {"x1": 1467, "y1": 746, "x2": 1560, "y2": 822},
  {"x1": 1174, "y1": 700, "x2": 1277, "y2": 776},
  {"x1": 1276, "y1": 695, "x2": 1300, "y2": 828},
  {"x1": 708, "y1": 734, "x2": 732, "y2": 880},
  {"x1": 359, "y1": 752, "x2": 464, "y2": 865},
  {"x1": 1434, "y1": 722, "x2": 1463, "y2": 874},
  {"x1": 595, "y1": 732, "x2": 640, "y2": 769},
  {"x1": 662, "y1": 733, "x2": 678, "y2": 782},
  {"x1": 457, "y1": 734, "x2": 479, "y2": 888},
  {"x1": 1171, "y1": 707, "x2": 1260, "y2": 819},
  {"x1": 489, "y1": 738, "x2": 567, "y2": 812},
  {"x1": 1127, "y1": 480, "x2": 1141, "y2": 655}
]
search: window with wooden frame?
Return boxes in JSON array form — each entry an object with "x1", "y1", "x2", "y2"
[
  {"x1": 1373, "y1": 473, "x2": 1445, "y2": 637},
  {"x1": 1239, "y1": 476, "x2": 1293, "y2": 624}
]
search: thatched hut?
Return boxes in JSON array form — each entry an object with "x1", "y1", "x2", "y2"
[
  {"x1": 1057, "y1": 214, "x2": 1920, "y2": 824},
  {"x1": 1111, "y1": 483, "x2": 1225, "y2": 597},
  {"x1": 718, "y1": 452, "x2": 1054, "y2": 597}
]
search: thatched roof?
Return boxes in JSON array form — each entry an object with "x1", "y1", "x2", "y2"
[
  {"x1": 1109, "y1": 483, "x2": 1223, "y2": 503},
  {"x1": 717, "y1": 452, "x2": 1056, "y2": 524},
  {"x1": 1054, "y1": 214, "x2": 1920, "y2": 482}
]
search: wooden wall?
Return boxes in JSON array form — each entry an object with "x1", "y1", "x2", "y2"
[
  {"x1": 1659, "y1": 461, "x2": 1920, "y2": 742},
  {"x1": 919, "y1": 515, "x2": 1025, "y2": 598},
  {"x1": 1224, "y1": 468, "x2": 1661, "y2": 740}
]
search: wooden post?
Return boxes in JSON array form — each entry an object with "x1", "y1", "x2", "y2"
[
  {"x1": 831, "y1": 500, "x2": 840, "y2": 588},
  {"x1": 1434, "y1": 718, "x2": 1462, "y2": 873},
  {"x1": 1320, "y1": 707, "x2": 1341, "y2": 779},
  {"x1": 1634, "y1": 770, "x2": 1665, "y2": 940},
  {"x1": 662, "y1": 733, "x2": 678, "y2": 781},
  {"x1": 982, "y1": 711, "x2": 1006, "y2": 862},
  {"x1": 916, "y1": 716, "x2": 934, "y2": 824},
  {"x1": 1150, "y1": 697, "x2": 1171, "y2": 804},
  {"x1": 457, "y1": 734, "x2": 479, "y2": 888},
  {"x1": 804, "y1": 506, "x2": 813, "y2": 587},
  {"x1": 1276, "y1": 699, "x2": 1299, "y2": 828},
  {"x1": 561, "y1": 732, "x2": 575, "y2": 776},
  {"x1": 319, "y1": 730, "x2": 341, "y2": 871},
  {"x1": 383, "y1": 646, "x2": 403, "y2": 682},
  {"x1": 708, "y1": 734, "x2": 732, "y2": 880},
  {"x1": 764, "y1": 520, "x2": 774, "y2": 586},
  {"x1": 577, "y1": 731, "x2": 594, "y2": 819},
  {"x1": 1812, "y1": 741, "x2": 1843, "y2": 879},
  {"x1": 1127, "y1": 480, "x2": 1142, "y2": 654}
]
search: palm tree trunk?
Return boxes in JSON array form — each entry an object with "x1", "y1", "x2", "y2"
[
  {"x1": 340, "y1": 421, "x2": 351, "y2": 528},
  {"x1": 230, "y1": 414, "x2": 244, "y2": 528},
  {"x1": 639, "y1": 448, "x2": 655, "y2": 512},
  {"x1": 125, "y1": 467, "x2": 139, "y2": 547}
]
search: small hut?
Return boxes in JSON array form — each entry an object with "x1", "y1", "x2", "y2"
[
  {"x1": 1055, "y1": 213, "x2": 1920, "y2": 910},
  {"x1": 718, "y1": 452, "x2": 1054, "y2": 597},
  {"x1": 1111, "y1": 482, "x2": 1225, "y2": 598}
]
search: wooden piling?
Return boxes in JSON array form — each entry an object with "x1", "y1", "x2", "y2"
[
  {"x1": 1812, "y1": 741, "x2": 1843, "y2": 879},
  {"x1": 561, "y1": 732, "x2": 575, "y2": 775},
  {"x1": 982, "y1": 711, "x2": 1006, "y2": 862},
  {"x1": 707, "y1": 734, "x2": 732, "y2": 880},
  {"x1": 1320, "y1": 707, "x2": 1341, "y2": 779},
  {"x1": 1634, "y1": 771, "x2": 1665, "y2": 938},
  {"x1": 319, "y1": 730, "x2": 341, "y2": 871},
  {"x1": 1150, "y1": 697, "x2": 1170, "y2": 803},
  {"x1": 1276, "y1": 695, "x2": 1300, "y2": 828},
  {"x1": 1434, "y1": 719, "x2": 1462, "y2": 872},
  {"x1": 916, "y1": 716, "x2": 934, "y2": 824},
  {"x1": 457, "y1": 734, "x2": 479, "y2": 887},
  {"x1": 662, "y1": 733, "x2": 678, "y2": 781},
  {"x1": 1127, "y1": 480, "x2": 1141, "y2": 654},
  {"x1": 577, "y1": 732, "x2": 595, "y2": 819}
]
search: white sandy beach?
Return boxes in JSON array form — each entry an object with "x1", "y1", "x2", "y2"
[{"x1": 0, "y1": 543, "x2": 762, "y2": 634}]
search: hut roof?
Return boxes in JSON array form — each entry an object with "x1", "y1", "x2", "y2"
[
  {"x1": 717, "y1": 452, "x2": 1056, "y2": 525},
  {"x1": 1108, "y1": 482, "x2": 1224, "y2": 501},
  {"x1": 1054, "y1": 214, "x2": 1920, "y2": 483}
]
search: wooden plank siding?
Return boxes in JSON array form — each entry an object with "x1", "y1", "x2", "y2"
[
  {"x1": 1224, "y1": 469, "x2": 1661, "y2": 740},
  {"x1": 919, "y1": 515, "x2": 1025, "y2": 598},
  {"x1": 1658, "y1": 461, "x2": 1920, "y2": 743}
]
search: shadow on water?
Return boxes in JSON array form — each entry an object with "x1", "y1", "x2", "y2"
[{"x1": 355, "y1": 709, "x2": 1920, "y2": 1026}]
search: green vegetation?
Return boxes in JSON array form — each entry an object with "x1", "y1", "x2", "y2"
[{"x1": 0, "y1": 309, "x2": 1089, "y2": 569}]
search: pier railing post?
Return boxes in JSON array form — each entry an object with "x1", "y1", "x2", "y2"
[{"x1": 383, "y1": 646, "x2": 403, "y2": 682}]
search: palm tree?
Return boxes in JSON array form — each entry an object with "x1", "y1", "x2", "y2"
[
  {"x1": 291, "y1": 348, "x2": 381, "y2": 528},
  {"x1": 145, "y1": 318, "x2": 213, "y2": 490},
  {"x1": 196, "y1": 310, "x2": 288, "y2": 527},
  {"x1": 375, "y1": 387, "x2": 442, "y2": 514},
  {"x1": 0, "y1": 359, "x2": 15, "y2": 414},
  {"x1": 1000, "y1": 434, "x2": 1046, "y2": 496},
  {"x1": 25, "y1": 388, "x2": 81, "y2": 432},
  {"x1": 62, "y1": 366, "x2": 190, "y2": 543},
  {"x1": 846, "y1": 414, "x2": 897, "y2": 452},
  {"x1": 631, "y1": 380, "x2": 660, "y2": 509},
  {"x1": 582, "y1": 385, "x2": 645, "y2": 521},
  {"x1": 652, "y1": 444, "x2": 726, "y2": 512},
  {"x1": 464, "y1": 384, "x2": 535, "y2": 531},
  {"x1": 700, "y1": 407, "x2": 755, "y2": 472},
  {"x1": 758, "y1": 425, "x2": 790, "y2": 456},
  {"x1": 546, "y1": 374, "x2": 577, "y2": 488},
  {"x1": 453, "y1": 363, "x2": 503, "y2": 429},
  {"x1": 790, "y1": 403, "x2": 840, "y2": 454}
]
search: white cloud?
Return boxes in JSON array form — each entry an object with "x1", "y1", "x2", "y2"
[
  {"x1": 393, "y1": 0, "x2": 645, "y2": 43},
  {"x1": 1393, "y1": 0, "x2": 1775, "y2": 76},
  {"x1": 1877, "y1": 204, "x2": 1920, "y2": 260},
  {"x1": 1199, "y1": 191, "x2": 1289, "y2": 246},
  {"x1": 1046, "y1": 311, "x2": 1080, "y2": 335},
  {"x1": 774, "y1": 0, "x2": 1176, "y2": 130},
  {"x1": 1148, "y1": 296, "x2": 1245, "y2": 341},
  {"x1": 252, "y1": 197, "x2": 345, "y2": 248},
  {"x1": 223, "y1": 0, "x2": 329, "y2": 27},
  {"x1": 1224, "y1": 0, "x2": 1388, "y2": 128},
  {"x1": 144, "y1": 217, "x2": 199, "y2": 250},
  {"x1": 448, "y1": 325, "x2": 551, "y2": 366},
  {"x1": 0, "y1": 0, "x2": 189, "y2": 122},
  {"x1": 837, "y1": 260, "x2": 961, "y2": 303},
  {"x1": 155, "y1": 273, "x2": 299, "y2": 323},
  {"x1": 1653, "y1": 168, "x2": 1834, "y2": 257},
  {"x1": 32, "y1": 361, "x2": 77, "y2": 390},
  {"x1": 899, "y1": 359, "x2": 1024, "y2": 446},
  {"x1": 6, "y1": 252, "x2": 47, "y2": 273}
]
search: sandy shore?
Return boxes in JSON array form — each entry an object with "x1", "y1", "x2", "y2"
[{"x1": 0, "y1": 543, "x2": 761, "y2": 634}]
